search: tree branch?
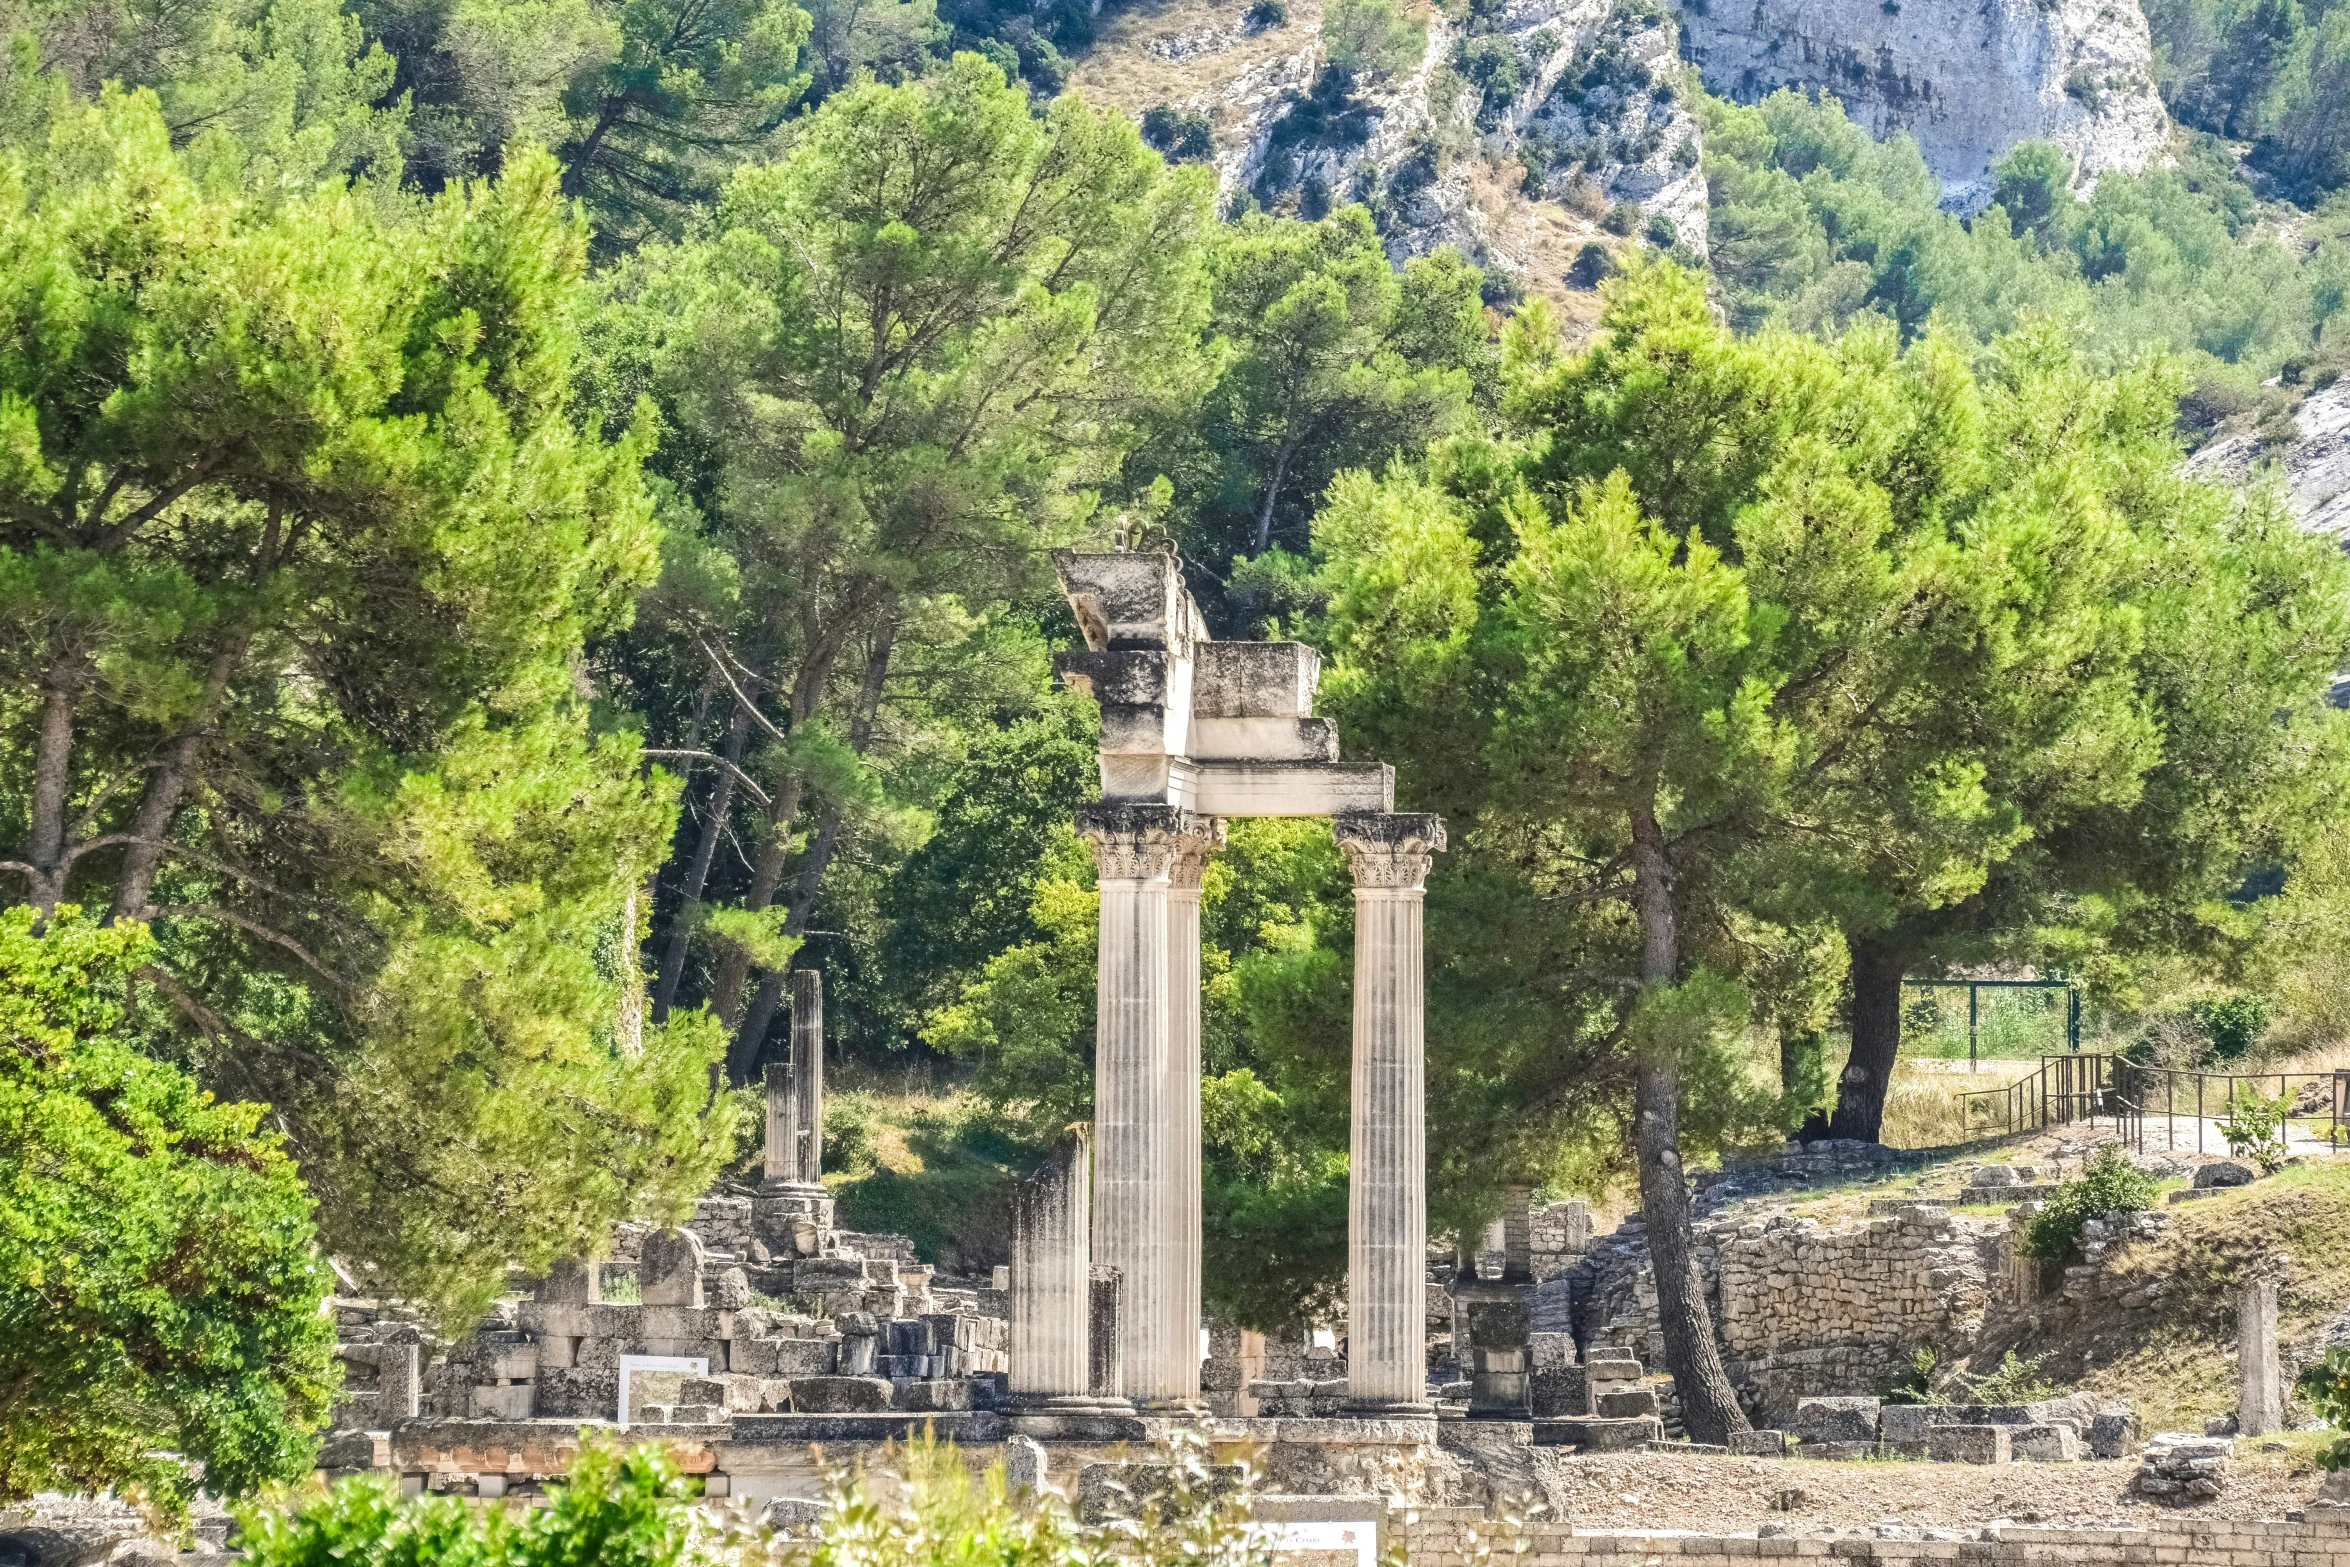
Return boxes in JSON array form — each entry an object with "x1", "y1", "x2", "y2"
[
  {"x1": 643, "y1": 749, "x2": 773, "y2": 807},
  {"x1": 693, "y1": 634, "x2": 789, "y2": 743},
  {"x1": 145, "y1": 902, "x2": 354, "y2": 992}
]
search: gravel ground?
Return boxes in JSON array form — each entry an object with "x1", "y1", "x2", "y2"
[{"x1": 1512, "y1": 1452, "x2": 2328, "y2": 1531}]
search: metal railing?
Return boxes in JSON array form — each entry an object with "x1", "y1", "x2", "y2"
[
  {"x1": 1957, "y1": 1053, "x2": 2123, "y2": 1139},
  {"x1": 2110, "y1": 1063, "x2": 2350, "y2": 1155}
]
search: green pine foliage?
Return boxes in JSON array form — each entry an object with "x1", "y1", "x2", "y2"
[
  {"x1": 1699, "y1": 87, "x2": 2350, "y2": 410},
  {"x1": 0, "y1": 907, "x2": 336, "y2": 1517}
]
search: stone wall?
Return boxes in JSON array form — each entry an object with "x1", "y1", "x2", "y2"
[{"x1": 1402, "y1": 1512, "x2": 2350, "y2": 1567}]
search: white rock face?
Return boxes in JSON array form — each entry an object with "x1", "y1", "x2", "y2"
[
  {"x1": 1675, "y1": 0, "x2": 2169, "y2": 205},
  {"x1": 2188, "y1": 382, "x2": 2350, "y2": 550}
]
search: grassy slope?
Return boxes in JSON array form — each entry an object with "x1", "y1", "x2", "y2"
[
  {"x1": 820, "y1": 1083, "x2": 1039, "y2": 1275},
  {"x1": 2058, "y1": 1160, "x2": 2350, "y2": 1433}
]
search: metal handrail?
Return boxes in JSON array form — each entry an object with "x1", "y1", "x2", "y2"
[
  {"x1": 1956, "y1": 1053, "x2": 2121, "y2": 1139},
  {"x1": 2110, "y1": 1063, "x2": 2349, "y2": 1155}
]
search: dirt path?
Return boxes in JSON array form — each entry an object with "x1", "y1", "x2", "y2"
[{"x1": 1514, "y1": 1452, "x2": 2329, "y2": 1531}]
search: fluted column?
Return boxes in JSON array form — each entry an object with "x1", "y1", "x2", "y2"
[
  {"x1": 763, "y1": 1061, "x2": 798, "y2": 1183},
  {"x1": 1010, "y1": 1132, "x2": 1094, "y2": 1401},
  {"x1": 791, "y1": 970, "x2": 824, "y2": 1181},
  {"x1": 1333, "y1": 811, "x2": 1445, "y2": 1412},
  {"x1": 1165, "y1": 819, "x2": 1223, "y2": 1404},
  {"x1": 1078, "y1": 803, "x2": 1219, "y2": 1403}
]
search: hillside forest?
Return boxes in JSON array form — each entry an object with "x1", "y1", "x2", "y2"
[{"x1": 16, "y1": 0, "x2": 2350, "y2": 1498}]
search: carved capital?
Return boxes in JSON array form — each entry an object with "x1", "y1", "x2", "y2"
[
  {"x1": 1332, "y1": 812, "x2": 1446, "y2": 891},
  {"x1": 1076, "y1": 803, "x2": 1223, "y2": 883}
]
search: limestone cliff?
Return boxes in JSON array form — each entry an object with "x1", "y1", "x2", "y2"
[
  {"x1": 2187, "y1": 381, "x2": 2350, "y2": 551},
  {"x1": 1675, "y1": 0, "x2": 2170, "y2": 206}
]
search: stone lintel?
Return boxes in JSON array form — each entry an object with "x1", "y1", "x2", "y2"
[{"x1": 1190, "y1": 762, "x2": 1393, "y2": 817}]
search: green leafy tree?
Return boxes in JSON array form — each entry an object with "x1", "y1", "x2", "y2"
[
  {"x1": 1, "y1": 906, "x2": 336, "y2": 1519},
  {"x1": 603, "y1": 54, "x2": 1218, "y2": 1079},
  {"x1": 1305, "y1": 260, "x2": 2245, "y2": 1438},
  {"x1": 1319, "y1": 0, "x2": 1423, "y2": 81},
  {"x1": 0, "y1": 93, "x2": 733, "y2": 1315}
]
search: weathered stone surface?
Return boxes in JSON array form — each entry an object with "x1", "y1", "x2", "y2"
[
  {"x1": 1531, "y1": 1416, "x2": 1661, "y2": 1450},
  {"x1": 789, "y1": 1376, "x2": 894, "y2": 1414},
  {"x1": 1796, "y1": 1396, "x2": 1881, "y2": 1444},
  {"x1": 1594, "y1": 1388, "x2": 1659, "y2": 1419},
  {"x1": 1004, "y1": 1436, "x2": 1047, "y2": 1493},
  {"x1": 640, "y1": 1229, "x2": 707, "y2": 1307},
  {"x1": 1879, "y1": 1404, "x2": 1936, "y2": 1455},
  {"x1": 2090, "y1": 1407, "x2": 2142, "y2": 1459},
  {"x1": 1678, "y1": 0, "x2": 2167, "y2": 204},
  {"x1": 2010, "y1": 1422, "x2": 2081, "y2": 1462},
  {"x1": 1928, "y1": 1425, "x2": 2011, "y2": 1464},
  {"x1": 2195, "y1": 1160, "x2": 2258, "y2": 1189},
  {"x1": 1728, "y1": 1429, "x2": 1789, "y2": 1456}
]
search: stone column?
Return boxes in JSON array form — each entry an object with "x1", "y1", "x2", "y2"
[
  {"x1": 764, "y1": 1061, "x2": 798, "y2": 1184},
  {"x1": 1501, "y1": 1184, "x2": 1534, "y2": 1284},
  {"x1": 1077, "y1": 803, "x2": 1217, "y2": 1404},
  {"x1": 1010, "y1": 1132, "x2": 1093, "y2": 1403},
  {"x1": 2238, "y1": 1268, "x2": 2284, "y2": 1436},
  {"x1": 1332, "y1": 811, "x2": 1445, "y2": 1412},
  {"x1": 791, "y1": 970, "x2": 824, "y2": 1182},
  {"x1": 1165, "y1": 818, "x2": 1223, "y2": 1405}
]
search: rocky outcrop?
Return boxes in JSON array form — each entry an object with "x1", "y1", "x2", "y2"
[
  {"x1": 2187, "y1": 380, "x2": 2350, "y2": 551},
  {"x1": 1675, "y1": 0, "x2": 2169, "y2": 207},
  {"x1": 1228, "y1": 0, "x2": 1706, "y2": 273}
]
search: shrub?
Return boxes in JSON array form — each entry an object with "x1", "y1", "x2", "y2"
[
  {"x1": 2298, "y1": 1346, "x2": 2350, "y2": 1472},
  {"x1": 1567, "y1": 241, "x2": 1617, "y2": 288},
  {"x1": 245, "y1": 1432, "x2": 1268, "y2": 1567},
  {"x1": 1882, "y1": 1346, "x2": 1947, "y2": 1405},
  {"x1": 2022, "y1": 1144, "x2": 2157, "y2": 1260},
  {"x1": 0, "y1": 908, "x2": 336, "y2": 1519},
  {"x1": 1140, "y1": 104, "x2": 1216, "y2": 162},
  {"x1": 1602, "y1": 200, "x2": 1641, "y2": 234},
  {"x1": 1961, "y1": 1349, "x2": 2062, "y2": 1404},
  {"x1": 1246, "y1": 0, "x2": 1289, "y2": 25},
  {"x1": 1645, "y1": 212, "x2": 1678, "y2": 248},
  {"x1": 2219, "y1": 1083, "x2": 2290, "y2": 1173},
  {"x1": 243, "y1": 1443, "x2": 696, "y2": 1567}
]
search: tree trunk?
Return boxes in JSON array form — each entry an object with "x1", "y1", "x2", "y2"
[
  {"x1": 652, "y1": 694, "x2": 745, "y2": 1021},
  {"x1": 706, "y1": 773, "x2": 804, "y2": 1028},
  {"x1": 26, "y1": 652, "x2": 84, "y2": 916},
  {"x1": 112, "y1": 624, "x2": 257, "y2": 920},
  {"x1": 1826, "y1": 938, "x2": 1906, "y2": 1143},
  {"x1": 724, "y1": 618, "x2": 896, "y2": 1082},
  {"x1": 1627, "y1": 801, "x2": 1749, "y2": 1446},
  {"x1": 1252, "y1": 435, "x2": 1297, "y2": 554}
]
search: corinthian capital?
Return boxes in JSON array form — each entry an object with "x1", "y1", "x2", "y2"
[
  {"x1": 1332, "y1": 812, "x2": 1447, "y2": 891},
  {"x1": 1076, "y1": 803, "x2": 1223, "y2": 882}
]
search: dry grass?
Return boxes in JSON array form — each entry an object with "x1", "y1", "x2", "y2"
[
  {"x1": 1065, "y1": 0, "x2": 1325, "y2": 143},
  {"x1": 1878, "y1": 1056, "x2": 2041, "y2": 1149}
]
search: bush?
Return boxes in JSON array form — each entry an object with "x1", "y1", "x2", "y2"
[
  {"x1": 244, "y1": 1444, "x2": 696, "y2": 1567},
  {"x1": 1644, "y1": 212, "x2": 1678, "y2": 248},
  {"x1": 1567, "y1": 240, "x2": 1617, "y2": 288},
  {"x1": 245, "y1": 1432, "x2": 1267, "y2": 1567},
  {"x1": 1246, "y1": 0, "x2": 1289, "y2": 25},
  {"x1": 1601, "y1": 200, "x2": 1641, "y2": 235},
  {"x1": 1961, "y1": 1349, "x2": 2062, "y2": 1404},
  {"x1": 2022, "y1": 1144, "x2": 2157, "y2": 1260},
  {"x1": 1882, "y1": 1346, "x2": 1946, "y2": 1405},
  {"x1": 1140, "y1": 103, "x2": 1215, "y2": 162},
  {"x1": 2298, "y1": 1346, "x2": 2350, "y2": 1472},
  {"x1": 2219, "y1": 1083, "x2": 2289, "y2": 1173}
]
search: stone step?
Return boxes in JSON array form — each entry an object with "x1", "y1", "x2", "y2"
[{"x1": 1531, "y1": 1416, "x2": 1662, "y2": 1451}]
